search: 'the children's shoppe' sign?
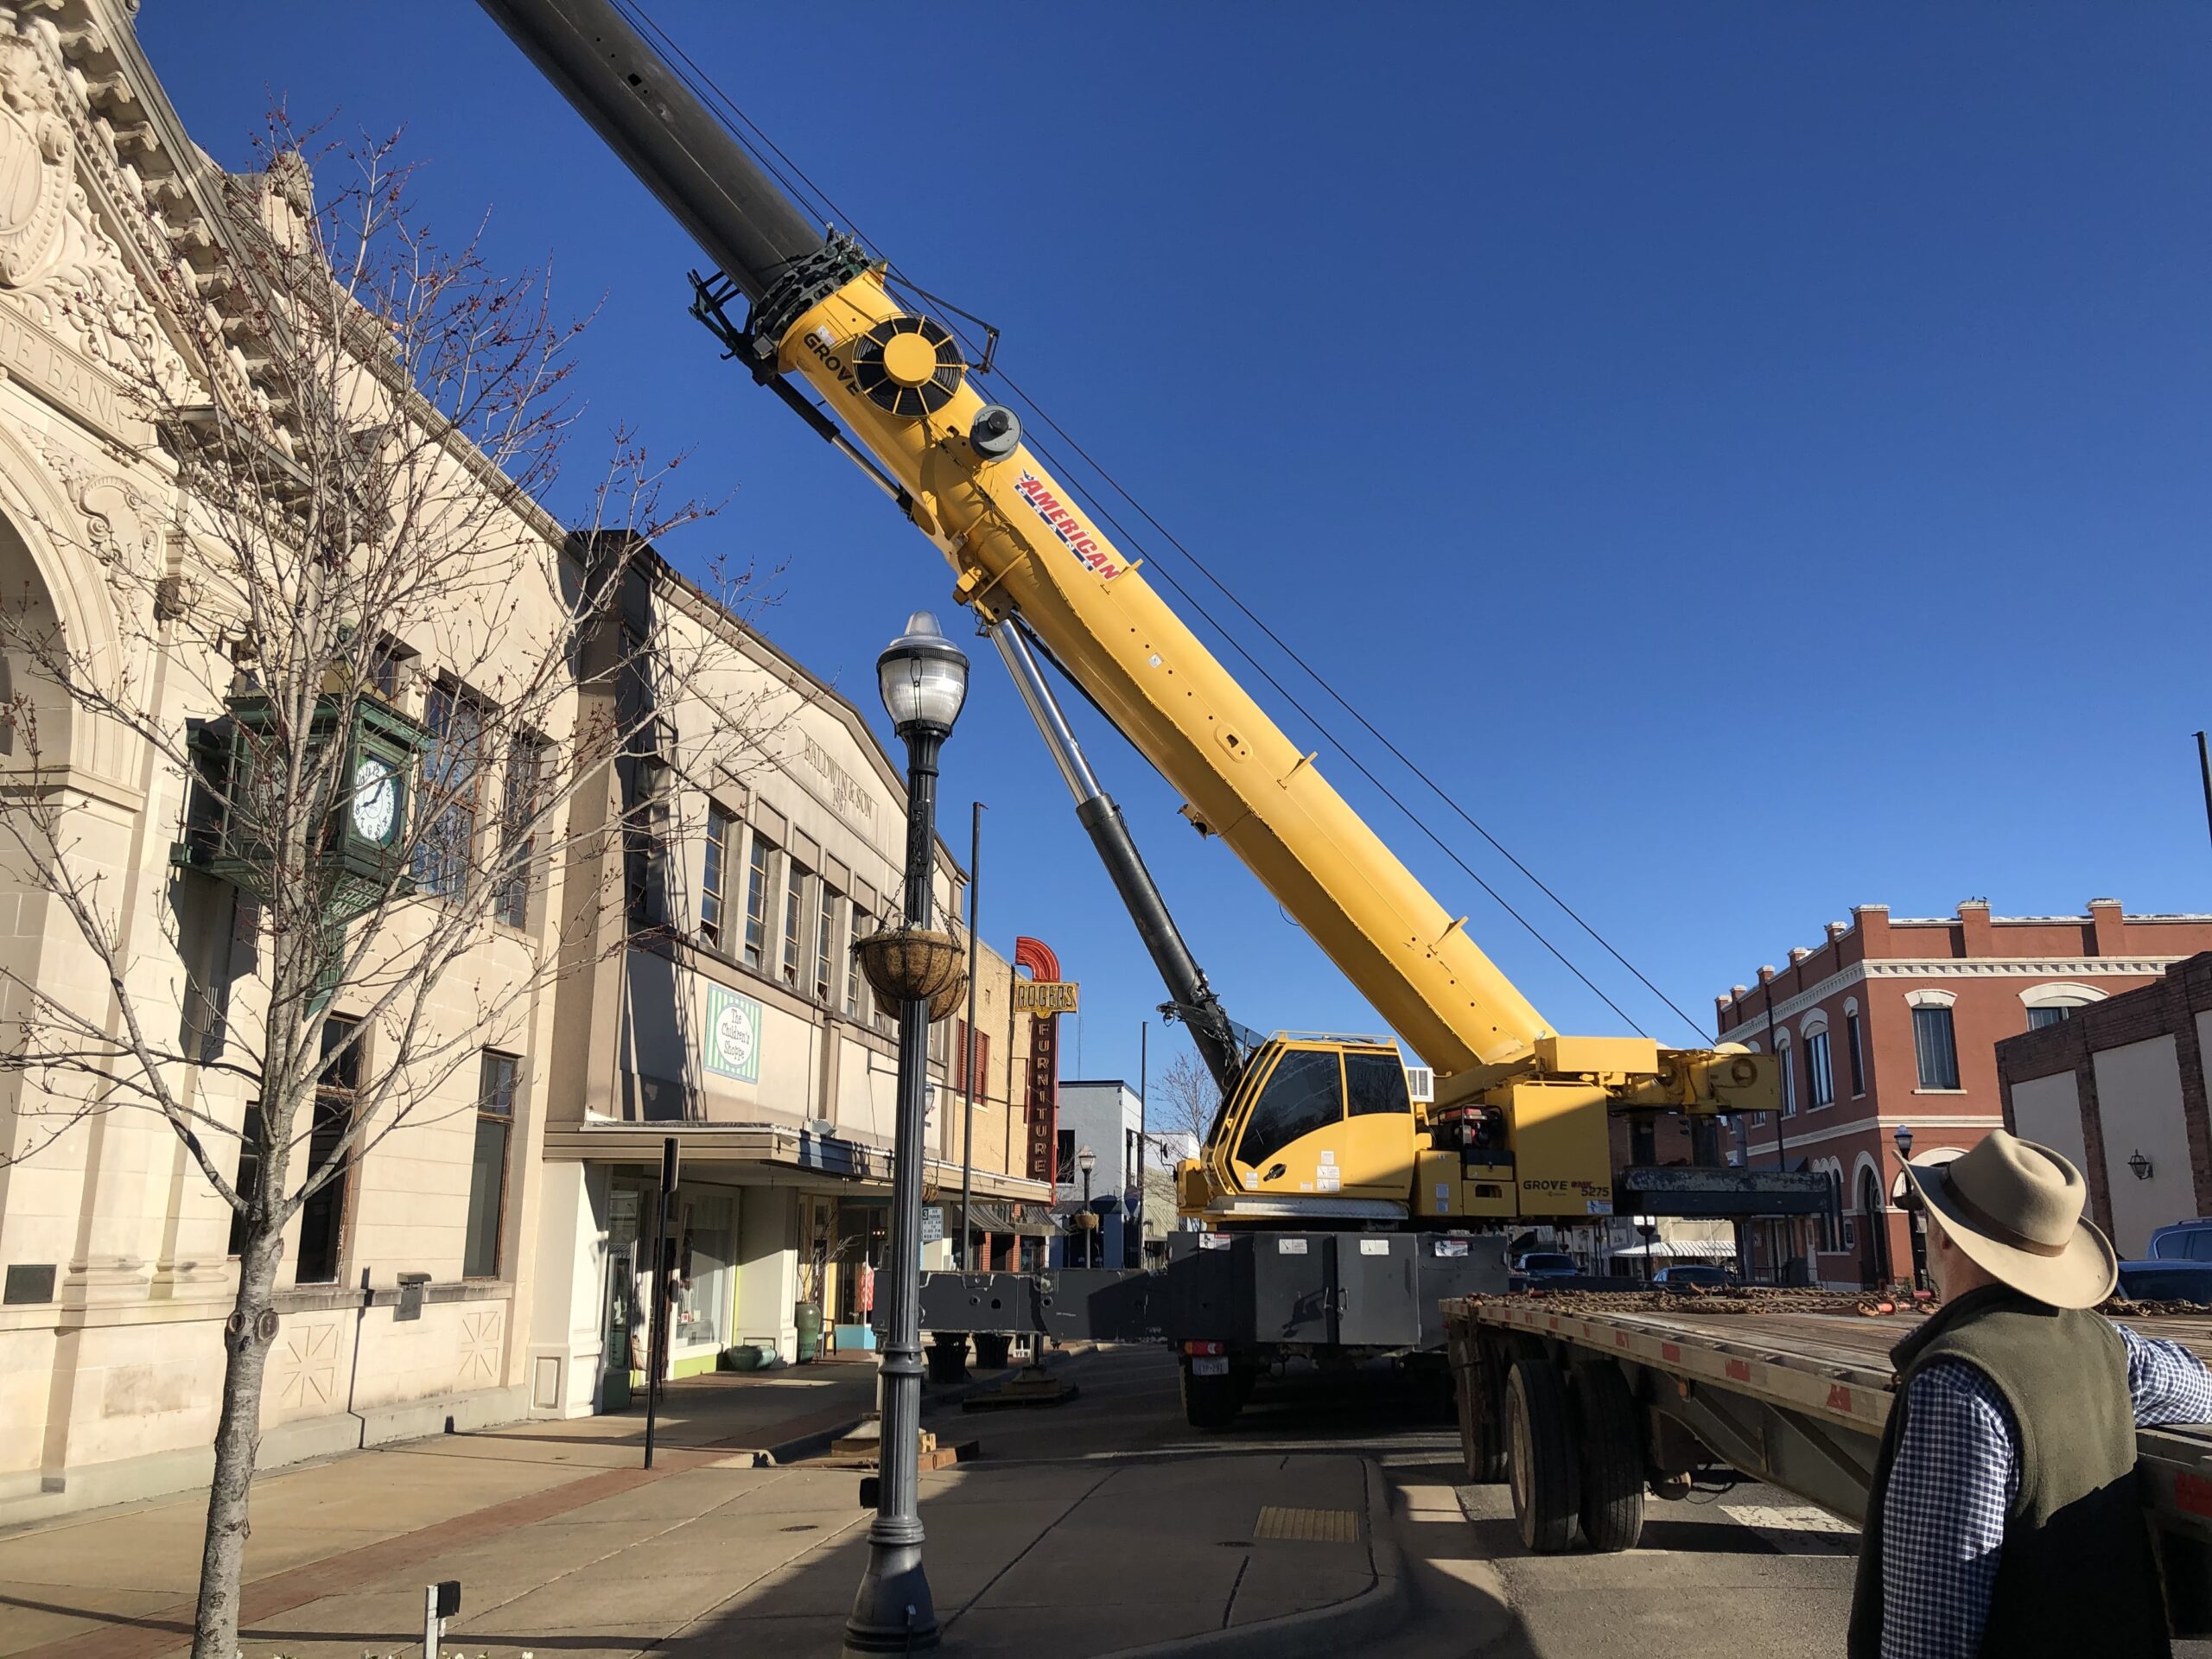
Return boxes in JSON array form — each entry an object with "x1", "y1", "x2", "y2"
[{"x1": 703, "y1": 986, "x2": 764, "y2": 1084}]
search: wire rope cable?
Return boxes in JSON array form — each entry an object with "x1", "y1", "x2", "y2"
[{"x1": 620, "y1": 0, "x2": 1709, "y2": 1046}]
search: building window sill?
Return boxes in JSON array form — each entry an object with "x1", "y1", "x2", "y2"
[{"x1": 1912, "y1": 1088, "x2": 1969, "y2": 1096}]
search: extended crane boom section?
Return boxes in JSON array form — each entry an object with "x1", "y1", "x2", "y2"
[
  {"x1": 992, "y1": 624, "x2": 1246, "y2": 1100},
  {"x1": 478, "y1": 0, "x2": 1781, "y2": 1225}
]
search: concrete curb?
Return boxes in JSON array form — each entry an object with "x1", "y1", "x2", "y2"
[{"x1": 1095, "y1": 1457, "x2": 1412, "y2": 1658}]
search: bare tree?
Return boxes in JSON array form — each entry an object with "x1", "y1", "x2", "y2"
[
  {"x1": 1146, "y1": 1043, "x2": 1218, "y2": 1167},
  {"x1": 0, "y1": 125, "x2": 778, "y2": 1659}
]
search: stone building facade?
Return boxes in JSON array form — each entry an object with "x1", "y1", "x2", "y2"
[
  {"x1": 528, "y1": 556, "x2": 1047, "y2": 1410},
  {"x1": 1714, "y1": 899, "x2": 2212, "y2": 1288},
  {"x1": 0, "y1": 1, "x2": 579, "y2": 1516},
  {"x1": 0, "y1": 1, "x2": 1048, "y2": 1517}
]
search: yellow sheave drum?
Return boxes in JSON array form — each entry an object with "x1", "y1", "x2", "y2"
[{"x1": 852, "y1": 315, "x2": 962, "y2": 416}]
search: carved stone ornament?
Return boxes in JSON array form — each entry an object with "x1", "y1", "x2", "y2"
[
  {"x1": 33, "y1": 433, "x2": 160, "y2": 569},
  {"x1": 0, "y1": 23, "x2": 181, "y2": 388},
  {"x1": 0, "y1": 35, "x2": 69, "y2": 289}
]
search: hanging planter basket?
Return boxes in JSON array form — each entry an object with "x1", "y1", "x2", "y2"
[{"x1": 853, "y1": 924, "x2": 968, "y2": 1022}]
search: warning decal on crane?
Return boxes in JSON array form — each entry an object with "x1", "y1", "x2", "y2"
[{"x1": 1013, "y1": 472, "x2": 1122, "y2": 582}]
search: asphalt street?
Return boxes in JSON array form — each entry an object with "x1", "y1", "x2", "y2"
[{"x1": 972, "y1": 1344, "x2": 1866, "y2": 1656}]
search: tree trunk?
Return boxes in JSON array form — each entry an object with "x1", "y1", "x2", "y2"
[{"x1": 192, "y1": 1226, "x2": 285, "y2": 1659}]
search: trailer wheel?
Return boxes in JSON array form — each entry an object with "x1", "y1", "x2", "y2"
[
  {"x1": 1459, "y1": 1341, "x2": 1508, "y2": 1484},
  {"x1": 1506, "y1": 1352, "x2": 1580, "y2": 1553},
  {"x1": 1181, "y1": 1360, "x2": 1240, "y2": 1430},
  {"x1": 1573, "y1": 1361, "x2": 1645, "y2": 1552}
]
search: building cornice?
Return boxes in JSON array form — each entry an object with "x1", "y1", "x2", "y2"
[{"x1": 1718, "y1": 957, "x2": 2191, "y2": 1041}]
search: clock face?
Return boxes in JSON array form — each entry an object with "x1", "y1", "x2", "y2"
[{"x1": 350, "y1": 756, "x2": 397, "y2": 844}]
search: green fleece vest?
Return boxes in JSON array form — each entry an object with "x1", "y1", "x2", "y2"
[{"x1": 1847, "y1": 1284, "x2": 2167, "y2": 1659}]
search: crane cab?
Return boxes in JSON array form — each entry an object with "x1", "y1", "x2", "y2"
[
  {"x1": 1178, "y1": 1034, "x2": 1423, "y2": 1222},
  {"x1": 1175, "y1": 1033, "x2": 1620, "y2": 1225}
]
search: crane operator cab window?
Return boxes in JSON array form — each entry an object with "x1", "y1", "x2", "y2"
[
  {"x1": 1232, "y1": 1043, "x2": 1413, "y2": 1204},
  {"x1": 1237, "y1": 1048, "x2": 1344, "y2": 1169}
]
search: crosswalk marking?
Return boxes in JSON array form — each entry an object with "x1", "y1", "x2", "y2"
[{"x1": 1718, "y1": 1499, "x2": 1859, "y2": 1555}]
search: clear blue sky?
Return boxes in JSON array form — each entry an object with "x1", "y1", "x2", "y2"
[{"x1": 142, "y1": 3, "x2": 2212, "y2": 1089}]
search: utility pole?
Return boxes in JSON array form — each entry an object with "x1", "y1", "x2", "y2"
[
  {"x1": 1136, "y1": 1020, "x2": 1147, "y2": 1269},
  {"x1": 959, "y1": 802, "x2": 983, "y2": 1270},
  {"x1": 643, "y1": 1135, "x2": 677, "y2": 1469},
  {"x1": 1762, "y1": 976, "x2": 1794, "y2": 1287},
  {"x1": 2196, "y1": 733, "x2": 2212, "y2": 861}
]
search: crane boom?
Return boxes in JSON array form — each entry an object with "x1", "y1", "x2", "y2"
[
  {"x1": 478, "y1": 0, "x2": 1549, "y2": 1077},
  {"x1": 476, "y1": 0, "x2": 1778, "y2": 1224}
]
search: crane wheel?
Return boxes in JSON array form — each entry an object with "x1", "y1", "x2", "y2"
[
  {"x1": 1573, "y1": 1360, "x2": 1646, "y2": 1552},
  {"x1": 1181, "y1": 1359, "x2": 1241, "y2": 1431},
  {"x1": 1506, "y1": 1352, "x2": 1580, "y2": 1553}
]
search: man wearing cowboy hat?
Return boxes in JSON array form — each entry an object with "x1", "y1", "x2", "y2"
[{"x1": 1850, "y1": 1129, "x2": 2212, "y2": 1659}]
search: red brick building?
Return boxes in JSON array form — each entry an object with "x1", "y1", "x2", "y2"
[{"x1": 1715, "y1": 899, "x2": 2212, "y2": 1287}]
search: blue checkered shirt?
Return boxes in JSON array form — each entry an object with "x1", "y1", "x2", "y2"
[{"x1": 1879, "y1": 1320, "x2": 2212, "y2": 1659}]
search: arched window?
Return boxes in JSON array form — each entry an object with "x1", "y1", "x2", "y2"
[
  {"x1": 1843, "y1": 997, "x2": 1866, "y2": 1097},
  {"x1": 1859, "y1": 1164, "x2": 1888, "y2": 1285},
  {"x1": 2021, "y1": 982, "x2": 2107, "y2": 1031},
  {"x1": 1776, "y1": 1030, "x2": 1796, "y2": 1116},
  {"x1": 1801, "y1": 1012, "x2": 1834, "y2": 1109},
  {"x1": 1906, "y1": 989, "x2": 1960, "y2": 1090}
]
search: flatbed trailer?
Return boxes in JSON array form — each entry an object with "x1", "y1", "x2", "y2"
[{"x1": 1442, "y1": 1293, "x2": 2212, "y2": 1635}]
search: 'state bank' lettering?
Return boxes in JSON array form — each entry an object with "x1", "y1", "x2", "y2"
[{"x1": 0, "y1": 307, "x2": 126, "y2": 441}]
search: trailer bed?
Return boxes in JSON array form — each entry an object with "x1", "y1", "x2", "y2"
[
  {"x1": 1459, "y1": 1293, "x2": 2212, "y2": 1442},
  {"x1": 1442, "y1": 1292, "x2": 2212, "y2": 1630}
]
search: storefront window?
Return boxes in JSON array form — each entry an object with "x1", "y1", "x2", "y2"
[
  {"x1": 833, "y1": 1198, "x2": 889, "y2": 1328},
  {"x1": 671, "y1": 1191, "x2": 734, "y2": 1351}
]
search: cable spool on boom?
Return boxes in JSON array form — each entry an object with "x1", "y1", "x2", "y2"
[{"x1": 853, "y1": 315, "x2": 963, "y2": 416}]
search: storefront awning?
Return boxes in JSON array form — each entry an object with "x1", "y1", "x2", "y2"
[
  {"x1": 955, "y1": 1199, "x2": 1056, "y2": 1238},
  {"x1": 1606, "y1": 1239, "x2": 1738, "y2": 1262},
  {"x1": 542, "y1": 1120, "x2": 1051, "y2": 1205}
]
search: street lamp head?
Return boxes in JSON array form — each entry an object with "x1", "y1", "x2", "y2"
[
  {"x1": 878, "y1": 610, "x2": 969, "y2": 737},
  {"x1": 1893, "y1": 1124, "x2": 1914, "y2": 1160},
  {"x1": 1077, "y1": 1145, "x2": 1096, "y2": 1177}
]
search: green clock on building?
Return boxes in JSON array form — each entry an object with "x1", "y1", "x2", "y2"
[{"x1": 178, "y1": 690, "x2": 429, "y2": 925}]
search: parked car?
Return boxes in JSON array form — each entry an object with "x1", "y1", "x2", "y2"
[
  {"x1": 1511, "y1": 1251, "x2": 1580, "y2": 1282},
  {"x1": 1650, "y1": 1263, "x2": 1732, "y2": 1289},
  {"x1": 2116, "y1": 1261, "x2": 2212, "y2": 1304},
  {"x1": 2145, "y1": 1220, "x2": 2212, "y2": 1262}
]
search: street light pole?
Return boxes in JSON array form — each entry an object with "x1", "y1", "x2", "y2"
[
  {"x1": 959, "y1": 801, "x2": 983, "y2": 1270},
  {"x1": 846, "y1": 613, "x2": 969, "y2": 1657},
  {"x1": 1077, "y1": 1146, "x2": 1096, "y2": 1269}
]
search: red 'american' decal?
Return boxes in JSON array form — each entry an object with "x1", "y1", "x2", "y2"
[{"x1": 1014, "y1": 472, "x2": 1121, "y2": 581}]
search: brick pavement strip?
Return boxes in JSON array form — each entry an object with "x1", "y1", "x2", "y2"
[{"x1": 4, "y1": 1398, "x2": 865, "y2": 1659}]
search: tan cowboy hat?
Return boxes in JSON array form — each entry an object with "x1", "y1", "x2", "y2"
[{"x1": 1904, "y1": 1130, "x2": 2116, "y2": 1309}]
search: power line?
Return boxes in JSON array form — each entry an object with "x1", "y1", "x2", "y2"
[
  {"x1": 1006, "y1": 456, "x2": 1656, "y2": 1041},
  {"x1": 984, "y1": 367, "x2": 1716, "y2": 1048},
  {"x1": 620, "y1": 1, "x2": 1707, "y2": 1046}
]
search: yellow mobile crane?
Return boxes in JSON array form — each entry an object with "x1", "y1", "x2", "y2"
[{"x1": 479, "y1": 0, "x2": 1814, "y2": 1423}]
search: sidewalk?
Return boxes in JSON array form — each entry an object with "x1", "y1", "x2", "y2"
[{"x1": 0, "y1": 1349, "x2": 1396, "y2": 1659}]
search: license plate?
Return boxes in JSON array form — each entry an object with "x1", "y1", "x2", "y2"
[{"x1": 1192, "y1": 1357, "x2": 1230, "y2": 1376}]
